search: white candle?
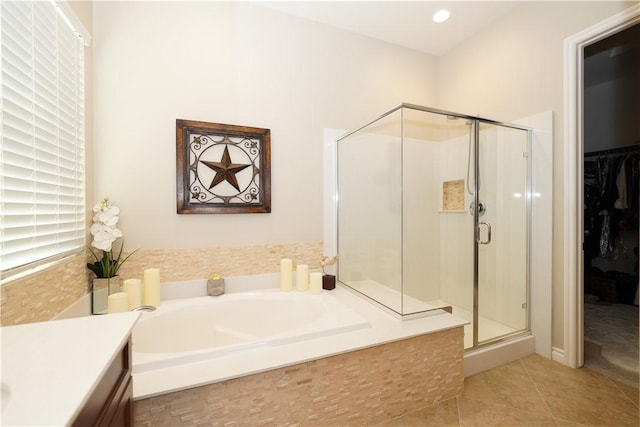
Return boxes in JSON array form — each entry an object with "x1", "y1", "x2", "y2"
[
  {"x1": 280, "y1": 258, "x2": 293, "y2": 291},
  {"x1": 296, "y1": 264, "x2": 309, "y2": 291},
  {"x1": 107, "y1": 292, "x2": 129, "y2": 313},
  {"x1": 310, "y1": 272, "x2": 323, "y2": 294},
  {"x1": 144, "y1": 268, "x2": 161, "y2": 306},
  {"x1": 123, "y1": 278, "x2": 142, "y2": 310}
]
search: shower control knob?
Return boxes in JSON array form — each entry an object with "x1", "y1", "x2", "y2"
[{"x1": 469, "y1": 200, "x2": 487, "y2": 217}]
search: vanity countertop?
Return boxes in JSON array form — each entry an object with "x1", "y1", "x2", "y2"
[{"x1": 1, "y1": 311, "x2": 140, "y2": 426}]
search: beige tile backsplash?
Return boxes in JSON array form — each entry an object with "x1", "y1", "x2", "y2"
[
  {"x1": 117, "y1": 242, "x2": 324, "y2": 283},
  {"x1": 1, "y1": 242, "x2": 322, "y2": 326},
  {"x1": 0, "y1": 255, "x2": 92, "y2": 326}
]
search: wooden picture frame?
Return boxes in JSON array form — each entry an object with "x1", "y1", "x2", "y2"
[{"x1": 176, "y1": 119, "x2": 271, "y2": 214}]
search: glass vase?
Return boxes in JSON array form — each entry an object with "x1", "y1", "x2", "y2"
[{"x1": 92, "y1": 276, "x2": 121, "y2": 315}]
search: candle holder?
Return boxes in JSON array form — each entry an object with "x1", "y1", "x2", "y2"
[
  {"x1": 320, "y1": 255, "x2": 338, "y2": 291},
  {"x1": 322, "y1": 274, "x2": 336, "y2": 290}
]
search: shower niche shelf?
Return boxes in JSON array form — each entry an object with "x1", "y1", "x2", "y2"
[{"x1": 442, "y1": 179, "x2": 465, "y2": 211}]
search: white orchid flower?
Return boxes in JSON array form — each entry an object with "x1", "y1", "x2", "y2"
[
  {"x1": 110, "y1": 227, "x2": 123, "y2": 238},
  {"x1": 91, "y1": 236, "x2": 113, "y2": 251},
  {"x1": 89, "y1": 223, "x2": 101, "y2": 235},
  {"x1": 87, "y1": 198, "x2": 138, "y2": 279},
  {"x1": 92, "y1": 228, "x2": 115, "y2": 248},
  {"x1": 96, "y1": 211, "x2": 119, "y2": 227},
  {"x1": 89, "y1": 198, "x2": 123, "y2": 251}
]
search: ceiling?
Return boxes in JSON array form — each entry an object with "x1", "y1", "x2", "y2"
[
  {"x1": 260, "y1": 1, "x2": 638, "y2": 87},
  {"x1": 259, "y1": 1, "x2": 522, "y2": 56}
]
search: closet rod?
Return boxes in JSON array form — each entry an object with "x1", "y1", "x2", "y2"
[{"x1": 584, "y1": 144, "x2": 640, "y2": 158}]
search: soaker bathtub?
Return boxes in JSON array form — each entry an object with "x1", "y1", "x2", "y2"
[
  {"x1": 132, "y1": 289, "x2": 370, "y2": 373},
  {"x1": 131, "y1": 273, "x2": 469, "y2": 400}
]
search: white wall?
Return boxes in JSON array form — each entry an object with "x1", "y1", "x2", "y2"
[
  {"x1": 92, "y1": 1, "x2": 438, "y2": 250},
  {"x1": 92, "y1": 0, "x2": 635, "y2": 353},
  {"x1": 436, "y1": 0, "x2": 634, "y2": 351}
]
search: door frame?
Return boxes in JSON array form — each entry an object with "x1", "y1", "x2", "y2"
[{"x1": 562, "y1": 4, "x2": 640, "y2": 368}]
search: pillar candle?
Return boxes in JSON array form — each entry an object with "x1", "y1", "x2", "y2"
[
  {"x1": 123, "y1": 278, "x2": 142, "y2": 310},
  {"x1": 280, "y1": 258, "x2": 293, "y2": 291},
  {"x1": 144, "y1": 268, "x2": 161, "y2": 306},
  {"x1": 310, "y1": 272, "x2": 323, "y2": 294},
  {"x1": 107, "y1": 292, "x2": 129, "y2": 313},
  {"x1": 296, "y1": 264, "x2": 309, "y2": 291}
]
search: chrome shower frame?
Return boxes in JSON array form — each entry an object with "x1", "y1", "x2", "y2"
[{"x1": 336, "y1": 102, "x2": 533, "y2": 351}]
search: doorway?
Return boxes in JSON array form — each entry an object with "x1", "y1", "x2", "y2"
[
  {"x1": 563, "y1": 4, "x2": 639, "y2": 370},
  {"x1": 582, "y1": 22, "x2": 639, "y2": 386}
]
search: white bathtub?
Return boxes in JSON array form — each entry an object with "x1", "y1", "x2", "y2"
[
  {"x1": 132, "y1": 289, "x2": 371, "y2": 373},
  {"x1": 132, "y1": 273, "x2": 469, "y2": 399}
]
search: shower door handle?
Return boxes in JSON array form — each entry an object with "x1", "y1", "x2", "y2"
[{"x1": 477, "y1": 222, "x2": 492, "y2": 245}]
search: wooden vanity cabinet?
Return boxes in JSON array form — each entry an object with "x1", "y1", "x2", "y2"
[{"x1": 72, "y1": 337, "x2": 133, "y2": 427}]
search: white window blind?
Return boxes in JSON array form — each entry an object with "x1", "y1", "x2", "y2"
[{"x1": 1, "y1": 1, "x2": 86, "y2": 278}]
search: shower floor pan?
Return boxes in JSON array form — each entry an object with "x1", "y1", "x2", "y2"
[{"x1": 343, "y1": 279, "x2": 518, "y2": 349}]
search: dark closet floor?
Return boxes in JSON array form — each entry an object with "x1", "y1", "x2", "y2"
[{"x1": 584, "y1": 301, "x2": 639, "y2": 388}]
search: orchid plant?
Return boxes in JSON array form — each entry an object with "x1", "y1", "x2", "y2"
[{"x1": 87, "y1": 198, "x2": 137, "y2": 278}]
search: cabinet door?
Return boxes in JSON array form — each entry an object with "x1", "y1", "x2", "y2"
[{"x1": 72, "y1": 339, "x2": 132, "y2": 427}]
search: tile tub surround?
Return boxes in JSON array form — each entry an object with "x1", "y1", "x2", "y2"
[
  {"x1": 132, "y1": 273, "x2": 466, "y2": 426},
  {"x1": 0, "y1": 241, "x2": 322, "y2": 326},
  {"x1": 117, "y1": 242, "x2": 324, "y2": 283},
  {"x1": 0, "y1": 255, "x2": 91, "y2": 326},
  {"x1": 133, "y1": 328, "x2": 464, "y2": 427}
]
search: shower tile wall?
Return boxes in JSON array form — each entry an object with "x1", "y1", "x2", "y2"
[
  {"x1": 437, "y1": 134, "x2": 474, "y2": 313},
  {"x1": 338, "y1": 131, "x2": 403, "y2": 293},
  {"x1": 476, "y1": 126, "x2": 528, "y2": 331},
  {"x1": 402, "y1": 138, "x2": 441, "y2": 304}
]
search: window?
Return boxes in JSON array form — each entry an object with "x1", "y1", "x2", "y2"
[{"x1": 1, "y1": 1, "x2": 88, "y2": 279}]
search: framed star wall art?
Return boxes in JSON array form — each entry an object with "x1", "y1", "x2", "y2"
[{"x1": 176, "y1": 119, "x2": 271, "y2": 214}]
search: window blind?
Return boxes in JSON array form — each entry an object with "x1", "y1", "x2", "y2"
[{"x1": 1, "y1": 1, "x2": 86, "y2": 277}]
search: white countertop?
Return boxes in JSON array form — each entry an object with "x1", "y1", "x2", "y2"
[
  {"x1": 133, "y1": 277, "x2": 468, "y2": 400},
  {"x1": 1, "y1": 311, "x2": 141, "y2": 426}
]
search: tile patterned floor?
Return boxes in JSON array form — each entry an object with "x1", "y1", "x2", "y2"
[{"x1": 379, "y1": 354, "x2": 639, "y2": 427}]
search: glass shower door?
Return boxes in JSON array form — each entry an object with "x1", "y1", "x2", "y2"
[{"x1": 474, "y1": 122, "x2": 530, "y2": 346}]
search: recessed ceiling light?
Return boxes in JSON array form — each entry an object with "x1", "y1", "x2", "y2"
[{"x1": 433, "y1": 10, "x2": 450, "y2": 23}]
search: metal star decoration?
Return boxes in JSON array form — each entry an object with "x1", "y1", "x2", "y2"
[
  {"x1": 201, "y1": 145, "x2": 251, "y2": 192},
  {"x1": 177, "y1": 120, "x2": 271, "y2": 214}
]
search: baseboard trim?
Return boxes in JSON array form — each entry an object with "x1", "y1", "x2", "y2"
[{"x1": 551, "y1": 346, "x2": 566, "y2": 365}]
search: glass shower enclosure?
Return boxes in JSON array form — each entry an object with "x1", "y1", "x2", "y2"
[{"x1": 337, "y1": 103, "x2": 531, "y2": 349}]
